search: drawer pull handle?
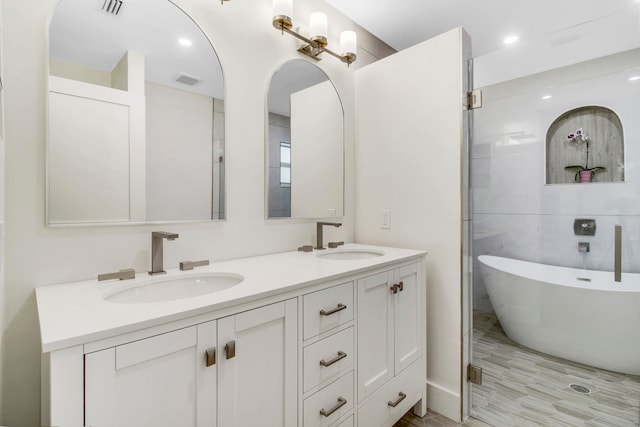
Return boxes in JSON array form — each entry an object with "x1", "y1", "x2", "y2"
[
  {"x1": 319, "y1": 396, "x2": 347, "y2": 417},
  {"x1": 319, "y1": 303, "x2": 347, "y2": 316},
  {"x1": 205, "y1": 347, "x2": 216, "y2": 367},
  {"x1": 319, "y1": 351, "x2": 347, "y2": 367},
  {"x1": 398, "y1": 281, "x2": 404, "y2": 292},
  {"x1": 225, "y1": 341, "x2": 236, "y2": 359},
  {"x1": 391, "y1": 284, "x2": 399, "y2": 294},
  {"x1": 387, "y1": 392, "x2": 407, "y2": 408}
]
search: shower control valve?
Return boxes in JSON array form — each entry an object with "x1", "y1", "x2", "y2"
[
  {"x1": 574, "y1": 219, "x2": 596, "y2": 236},
  {"x1": 578, "y1": 242, "x2": 590, "y2": 253}
]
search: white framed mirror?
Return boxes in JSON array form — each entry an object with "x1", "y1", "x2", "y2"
[
  {"x1": 47, "y1": 0, "x2": 225, "y2": 225},
  {"x1": 266, "y1": 60, "x2": 344, "y2": 219}
]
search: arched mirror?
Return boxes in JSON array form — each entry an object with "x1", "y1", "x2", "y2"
[
  {"x1": 266, "y1": 60, "x2": 344, "y2": 219},
  {"x1": 47, "y1": 0, "x2": 225, "y2": 225}
]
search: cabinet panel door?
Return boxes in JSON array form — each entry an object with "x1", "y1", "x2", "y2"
[
  {"x1": 217, "y1": 299, "x2": 297, "y2": 427},
  {"x1": 357, "y1": 271, "x2": 394, "y2": 402},
  {"x1": 85, "y1": 323, "x2": 216, "y2": 427},
  {"x1": 394, "y1": 263, "x2": 421, "y2": 374}
]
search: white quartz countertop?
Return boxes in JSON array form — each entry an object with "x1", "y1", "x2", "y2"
[{"x1": 36, "y1": 244, "x2": 426, "y2": 353}]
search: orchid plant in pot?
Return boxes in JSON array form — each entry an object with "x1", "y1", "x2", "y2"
[{"x1": 564, "y1": 128, "x2": 606, "y2": 183}]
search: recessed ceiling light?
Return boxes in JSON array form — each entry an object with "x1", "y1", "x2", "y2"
[
  {"x1": 542, "y1": 94, "x2": 552, "y2": 100},
  {"x1": 178, "y1": 38, "x2": 192, "y2": 47},
  {"x1": 504, "y1": 35, "x2": 519, "y2": 45},
  {"x1": 629, "y1": 75, "x2": 640, "y2": 81}
]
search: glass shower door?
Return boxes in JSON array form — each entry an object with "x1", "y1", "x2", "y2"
[{"x1": 469, "y1": 40, "x2": 640, "y2": 427}]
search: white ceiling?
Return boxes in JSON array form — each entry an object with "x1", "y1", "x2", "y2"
[
  {"x1": 49, "y1": 0, "x2": 224, "y2": 98},
  {"x1": 48, "y1": 0, "x2": 640, "y2": 98},
  {"x1": 325, "y1": 0, "x2": 640, "y2": 57}
]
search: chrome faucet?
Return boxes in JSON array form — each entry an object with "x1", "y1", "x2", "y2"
[
  {"x1": 614, "y1": 225, "x2": 621, "y2": 282},
  {"x1": 316, "y1": 222, "x2": 342, "y2": 250},
  {"x1": 149, "y1": 231, "x2": 179, "y2": 275}
]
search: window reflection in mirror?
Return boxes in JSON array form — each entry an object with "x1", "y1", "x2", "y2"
[
  {"x1": 47, "y1": 0, "x2": 224, "y2": 225},
  {"x1": 266, "y1": 60, "x2": 344, "y2": 219}
]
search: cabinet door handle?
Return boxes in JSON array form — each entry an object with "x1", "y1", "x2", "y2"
[
  {"x1": 398, "y1": 281, "x2": 404, "y2": 292},
  {"x1": 319, "y1": 303, "x2": 347, "y2": 316},
  {"x1": 205, "y1": 347, "x2": 216, "y2": 367},
  {"x1": 225, "y1": 341, "x2": 236, "y2": 359},
  {"x1": 387, "y1": 392, "x2": 407, "y2": 408},
  {"x1": 319, "y1": 351, "x2": 347, "y2": 367},
  {"x1": 319, "y1": 396, "x2": 347, "y2": 417},
  {"x1": 390, "y1": 284, "x2": 398, "y2": 294}
]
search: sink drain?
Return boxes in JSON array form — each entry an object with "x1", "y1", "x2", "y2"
[{"x1": 569, "y1": 384, "x2": 591, "y2": 394}]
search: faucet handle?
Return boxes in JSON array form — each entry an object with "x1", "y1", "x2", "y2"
[
  {"x1": 317, "y1": 222, "x2": 342, "y2": 227},
  {"x1": 98, "y1": 268, "x2": 136, "y2": 281},
  {"x1": 180, "y1": 260, "x2": 209, "y2": 271},
  {"x1": 297, "y1": 245, "x2": 313, "y2": 252},
  {"x1": 152, "y1": 231, "x2": 179, "y2": 240},
  {"x1": 328, "y1": 241, "x2": 345, "y2": 248}
]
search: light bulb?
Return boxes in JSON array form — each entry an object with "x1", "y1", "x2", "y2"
[
  {"x1": 272, "y1": 0, "x2": 292, "y2": 29},
  {"x1": 340, "y1": 31, "x2": 356, "y2": 55},
  {"x1": 309, "y1": 12, "x2": 328, "y2": 46}
]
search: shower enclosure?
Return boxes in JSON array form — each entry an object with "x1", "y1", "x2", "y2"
[{"x1": 468, "y1": 10, "x2": 640, "y2": 426}]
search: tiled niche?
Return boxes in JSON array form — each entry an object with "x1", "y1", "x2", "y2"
[{"x1": 546, "y1": 106, "x2": 624, "y2": 184}]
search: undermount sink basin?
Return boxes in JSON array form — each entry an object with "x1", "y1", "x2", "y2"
[
  {"x1": 316, "y1": 249, "x2": 385, "y2": 260},
  {"x1": 104, "y1": 273, "x2": 244, "y2": 303}
]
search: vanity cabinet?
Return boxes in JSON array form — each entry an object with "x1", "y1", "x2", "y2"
[
  {"x1": 357, "y1": 263, "x2": 424, "y2": 426},
  {"x1": 85, "y1": 299, "x2": 297, "y2": 427},
  {"x1": 38, "y1": 246, "x2": 427, "y2": 427}
]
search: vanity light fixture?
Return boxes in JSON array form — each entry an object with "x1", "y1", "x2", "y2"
[{"x1": 272, "y1": 0, "x2": 357, "y2": 66}]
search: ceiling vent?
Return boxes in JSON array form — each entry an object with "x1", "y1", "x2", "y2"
[
  {"x1": 100, "y1": 0, "x2": 125, "y2": 16},
  {"x1": 175, "y1": 73, "x2": 202, "y2": 86}
]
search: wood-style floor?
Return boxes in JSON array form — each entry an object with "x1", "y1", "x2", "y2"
[
  {"x1": 471, "y1": 311, "x2": 640, "y2": 427},
  {"x1": 394, "y1": 409, "x2": 491, "y2": 427}
]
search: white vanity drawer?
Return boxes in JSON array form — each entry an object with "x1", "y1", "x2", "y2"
[
  {"x1": 337, "y1": 414, "x2": 354, "y2": 427},
  {"x1": 304, "y1": 282, "x2": 354, "y2": 340},
  {"x1": 357, "y1": 361, "x2": 422, "y2": 427},
  {"x1": 304, "y1": 371, "x2": 354, "y2": 427},
  {"x1": 304, "y1": 327, "x2": 354, "y2": 393}
]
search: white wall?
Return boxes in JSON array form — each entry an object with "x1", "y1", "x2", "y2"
[
  {"x1": 145, "y1": 81, "x2": 214, "y2": 221},
  {"x1": 1, "y1": 0, "x2": 394, "y2": 424},
  {"x1": 291, "y1": 80, "x2": 344, "y2": 218},
  {"x1": 354, "y1": 28, "x2": 470, "y2": 421}
]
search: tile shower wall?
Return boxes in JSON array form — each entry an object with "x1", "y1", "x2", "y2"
[
  {"x1": 472, "y1": 48, "x2": 640, "y2": 312},
  {"x1": 268, "y1": 113, "x2": 291, "y2": 218}
]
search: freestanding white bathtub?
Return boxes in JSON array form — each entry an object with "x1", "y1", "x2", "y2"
[{"x1": 478, "y1": 255, "x2": 640, "y2": 375}]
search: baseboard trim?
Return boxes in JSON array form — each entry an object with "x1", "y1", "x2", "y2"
[{"x1": 427, "y1": 381, "x2": 461, "y2": 422}]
